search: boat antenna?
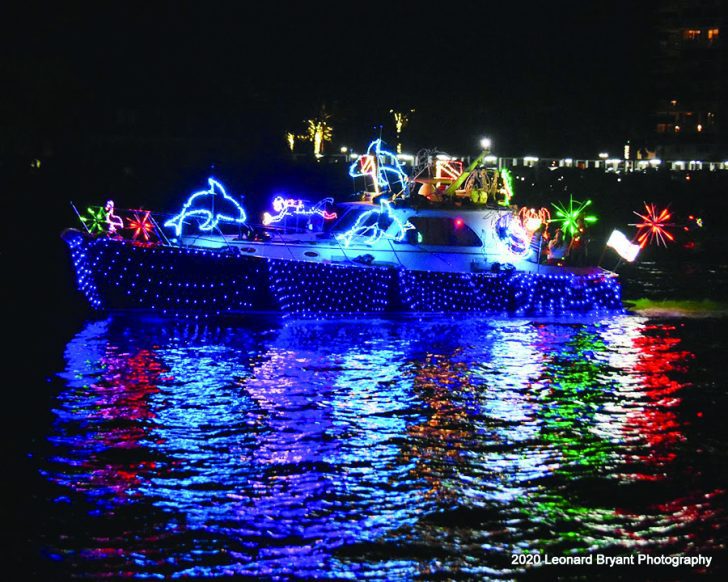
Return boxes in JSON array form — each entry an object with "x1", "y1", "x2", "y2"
[{"x1": 70, "y1": 201, "x2": 91, "y2": 234}]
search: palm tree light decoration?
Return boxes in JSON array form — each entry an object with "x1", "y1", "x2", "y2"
[
  {"x1": 390, "y1": 108, "x2": 415, "y2": 154},
  {"x1": 286, "y1": 132, "x2": 296, "y2": 152},
  {"x1": 305, "y1": 115, "x2": 333, "y2": 157}
]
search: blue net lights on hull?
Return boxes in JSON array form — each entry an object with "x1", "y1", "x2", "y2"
[
  {"x1": 63, "y1": 230, "x2": 267, "y2": 318},
  {"x1": 63, "y1": 231, "x2": 623, "y2": 318},
  {"x1": 399, "y1": 270, "x2": 623, "y2": 315}
]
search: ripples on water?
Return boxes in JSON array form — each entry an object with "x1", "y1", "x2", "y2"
[{"x1": 37, "y1": 309, "x2": 727, "y2": 579}]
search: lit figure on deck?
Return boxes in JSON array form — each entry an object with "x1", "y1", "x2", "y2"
[
  {"x1": 262, "y1": 196, "x2": 337, "y2": 226},
  {"x1": 105, "y1": 200, "x2": 124, "y2": 234},
  {"x1": 336, "y1": 199, "x2": 414, "y2": 248},
  {"x1": 349, "y1": 139, "x2": 409, "y2": 198},
  {"x1": 164, "y1": 178, "x2": 247, "y2": 237}
]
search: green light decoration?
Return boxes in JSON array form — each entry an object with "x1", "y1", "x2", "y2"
[
  {"x1": 80, "y1": 206, "x2": 107, "y2": 234},
  {"x1": 550, "y1": 196, "x2": 597, "y2": 238},
  {"x1": 500, "y1": 168, "x2": 515, "y2": 206}
]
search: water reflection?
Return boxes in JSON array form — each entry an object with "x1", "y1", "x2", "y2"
[{"x1": 42, "y1": 314, "x2": 725, "y2": 578}]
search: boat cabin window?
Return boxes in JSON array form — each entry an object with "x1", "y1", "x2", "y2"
[{"x1": 406, "y1": 217, "x2": 482, "y2": 247}]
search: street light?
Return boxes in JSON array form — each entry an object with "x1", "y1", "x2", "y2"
[{"x1": 480, "y1": 137, "x2": 492, "y2": 151}]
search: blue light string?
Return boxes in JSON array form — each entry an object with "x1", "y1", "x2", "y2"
[
  {"x1": 64, "y1": 234, "x2": 623, "y2": 317},
  {"x1": 164, "y1": 178, "x2": 247, "y2": 237}
]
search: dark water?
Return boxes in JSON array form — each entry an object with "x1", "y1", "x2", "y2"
[{"x1": 19, "y1": 259, "x2": 728, "y2": 580}]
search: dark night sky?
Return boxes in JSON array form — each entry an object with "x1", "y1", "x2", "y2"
[{"x1": 3, "y1": 1, "x2": 652, "y2": 158}]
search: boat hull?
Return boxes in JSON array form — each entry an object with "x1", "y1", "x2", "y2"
[{"x1": 62, "y1": 230, "x2": 623, "y2": 317}]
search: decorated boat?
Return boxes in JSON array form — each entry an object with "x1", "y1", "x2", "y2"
[{"x1": 62, "y1": 141, "x2": 623, "y2": 317}]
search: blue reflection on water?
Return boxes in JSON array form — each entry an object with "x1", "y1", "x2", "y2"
[{"x1": 42, "y1": 314, "x2": 726, "y2": 578}]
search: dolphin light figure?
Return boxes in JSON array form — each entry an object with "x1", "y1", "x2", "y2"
[
  {"x1": 349, "y1": 139, "x2": 409, "y2": 197},
  {"x1": 164, "y1": 178, "x2": 247, "y2": 237},
  {"x1": 336, "y1": 199, "x2": 414, "y2": 248}
]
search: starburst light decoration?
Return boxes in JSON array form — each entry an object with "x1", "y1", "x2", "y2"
[
  {"x1": 550, "y1": 196, "x2": 597, "y2": 238},
  {"x1": 80, "y1": 206, "x2": 108, "y2": 234},
  {"x1": 128, "y1": 210, "x2": 156, "y2": 242},
  {"x1": 629, "y1": 203, "x2": 675, "y2": 247}
]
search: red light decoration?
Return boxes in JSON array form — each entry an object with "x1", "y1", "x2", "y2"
[
  {"x1": 435, "y1": 160, "x2": 464, "y2": 181},
  {"x1": 518, "y1": 207, "x2": 551, "y2": 233},
  {"x1": 127, "y1": 210, "x2": 156, "y2": 242},
  {"x1": 359, "y1": 154, "x2": 376, "y2": 175},
  {"x1": 630, "y1": 203, "x2": 675, "y2": 248},
  {"x1": 454, "y1": 218, "x2": 464, "y2": 228}
]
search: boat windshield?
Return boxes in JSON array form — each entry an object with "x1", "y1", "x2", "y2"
[{"x1": 329, "y1": 206, "x2": 383, "y2": 233}]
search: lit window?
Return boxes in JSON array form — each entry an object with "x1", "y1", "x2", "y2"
[
  {"x1": 697, "y1": 124, "x2": 703, "y2": 132},
  {"x1": 682, "y1": 29, "x2": 701, "y2": 40},
  {"x1": 407, "y1": 217, "x2": 482, "y2": 246},
  {"x1": 708, "y1": 28, "x2": 719, "y2": 40},
  {"x1": 674, "y1": 125, "x2": 681, "y2": 133}
]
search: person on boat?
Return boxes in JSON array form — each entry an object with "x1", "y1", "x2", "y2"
[
  {"x1": 529, "y1": 222, "x2": 546, "y2": 261},
  {"x1": 568, "y1": 217, "x2": 590, "y2": 266},
  {"x1": 546, "y1": 228, "x2": 567, "y2": 265}
]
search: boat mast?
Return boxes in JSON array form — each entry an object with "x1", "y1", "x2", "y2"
[{"x1": 443, "y1": 148, "x2": 489, "y2": 197}]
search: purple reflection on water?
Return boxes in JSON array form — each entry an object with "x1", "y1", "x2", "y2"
[{"x1": 40, "y1": 314, "x2": 726, "y2": 578}]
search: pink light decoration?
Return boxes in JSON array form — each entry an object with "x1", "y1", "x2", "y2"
[{"x1": 105, "y1": 200, "x2": 124, "y2": 234}]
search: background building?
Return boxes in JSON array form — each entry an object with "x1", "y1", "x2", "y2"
[{"x1": 653, "y1": 0, "x2": 727, "y2": 159}]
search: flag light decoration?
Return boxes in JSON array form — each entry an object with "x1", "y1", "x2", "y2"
[
  {"x1": 630, "y1": 203, "x2": 675, "y2": 247},
  {"x1": 550, "y1": 196, "x2": 598, "y2": 238},
  {"x1": 606, "y1": 229, "x2": 641, "y2": 262}
]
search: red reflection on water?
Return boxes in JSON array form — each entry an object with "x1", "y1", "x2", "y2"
[
  {"x1": 625, "y1": 323, "x2": 693, "y2": 475},
  {"x1": 79, "y1": 346, "x2": 167, "y2": 499}
]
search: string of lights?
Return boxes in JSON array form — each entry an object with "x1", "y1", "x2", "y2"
[{"x1": 63, "y1": 231, "x2": 623, "y2": 318}]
